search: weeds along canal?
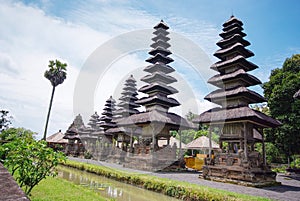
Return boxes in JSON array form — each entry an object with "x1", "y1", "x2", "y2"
[{"x1": 57, "y1": 165, "x2": 180, "y2": 201}]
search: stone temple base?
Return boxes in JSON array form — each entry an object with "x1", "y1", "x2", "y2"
[
  {"x1": 201, "y1": 165, "x2": 281, "y2": 187},
  {"x1": 123, "y1": 154, "x2": 177, "y2": 172}
]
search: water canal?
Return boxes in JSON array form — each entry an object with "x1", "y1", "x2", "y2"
[{"x1": 57, "y1": 165, "x2": 180, "y2": 201}]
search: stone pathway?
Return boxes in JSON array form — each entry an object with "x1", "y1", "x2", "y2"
[{"x1": 69, "y1": 157, "x2": 300, "y2": 201}]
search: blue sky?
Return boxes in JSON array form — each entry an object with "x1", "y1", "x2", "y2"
[{"x1": 0, "y1": 0, "x2": 299, "y2": 139}]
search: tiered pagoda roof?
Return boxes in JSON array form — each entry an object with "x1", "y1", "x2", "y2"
[
  {"x1": 64, "y1": 114, "x2": 84, "y2": 140},
  {"x1": 118, "y1": 20, "x2": 194, "y2": 130},
  {"x1": 136, "y1": 20, "x2": 180, "y2": 113},
  {"x1": 115, "y1": 75, "x2": 139, "y2": 117},
  {"x1": 194, "y1": 16, "x2": 281, "y2": 128},
  {"x1": 73, "y1": 114, "x2": 85, "y2": 128},
  {"x1": 87, "y1": 112, "x2": 100, "y2": 130},
  {"x1": 99, "y1": 96, "x2": 117, "y2": 131}
]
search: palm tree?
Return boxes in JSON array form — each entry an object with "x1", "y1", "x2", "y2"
[{"x1": 43, "y1": 60, "x2": 67, "y2": 140}]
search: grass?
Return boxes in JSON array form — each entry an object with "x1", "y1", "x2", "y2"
[
  {"x1": 63, "y1": 160, "x2": 273, "y2": 201},
  {"x1": 29, "y1": 176, "x2": 110, "y2": 201}
]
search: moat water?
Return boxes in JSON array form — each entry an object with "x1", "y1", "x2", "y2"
[{"x1": 57, "y1": 165, "x2": 180, "y2": 201}]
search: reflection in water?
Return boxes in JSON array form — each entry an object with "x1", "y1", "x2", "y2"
[{"x1": 57, "y1": 165, "x2": 180, "y2": 201}]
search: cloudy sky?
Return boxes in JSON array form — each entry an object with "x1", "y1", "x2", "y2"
[{"x1": 0, "y1": 0, "x2": 299, "y2": 139}]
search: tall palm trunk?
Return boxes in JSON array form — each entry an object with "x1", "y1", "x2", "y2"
[{"x1": 43, "y1": 86, "x2": 56, "y2": 140}]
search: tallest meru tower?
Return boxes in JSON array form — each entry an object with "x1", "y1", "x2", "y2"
[{"x1": 193, "y1": 16, "x2": 281, "y2": 186}]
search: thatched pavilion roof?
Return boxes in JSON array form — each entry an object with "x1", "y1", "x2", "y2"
[
  {"x1": 46, "y1": 130, "x2": 68, "y2": 144},
  {"x1": 158, "y1": 136, "x2": 187, "y2": 149},
  {"x1": 186, "y1": 136, "x2": 219, "y2": 150},
  {"x1": 117, "y1": 110, "x2": 196, "y2": 130},
  {"x1": 193, "y1": 106, "x2": 281, "y2": 128},
  {"x1": 106, "y1": 126, "x2": 142, "y2": 136}
]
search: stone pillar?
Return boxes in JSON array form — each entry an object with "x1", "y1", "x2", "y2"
[
  {"x1": 152, "y1": 133, "x2": 156, "y2": 151},
  {"x1": 208, "y1": 126, "x2": 212, "y2": 158},
  {"x1": 261, "y1": 128, "x2": 266, "y2": 167},
  {"x1": 130, "y1": 129, "x2": 133, "y2": 153},
  {"x1": 179, "y1": 130, "x2": 182, "y2": 157},
  {"x1": 243, "y1": 122, "x2": 248, "y2": 161}
]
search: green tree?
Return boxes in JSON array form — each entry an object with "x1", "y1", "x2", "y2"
[
  {"x1": 250, "y1": 104, "x2": 286, "y2": 163},
  {"x1": 43, "y1": 60, "x2": 67, "y2": 140},
  {"x1": 0, "y1": 128, "x2": 66, "y2": 195},
  {"x1": 250, "y1": 103, "x2": 270, "y2": 115},
  {"x1": 185, "y1": 111, "x2": 196, "y2": 121},
  {"x1": 0, "y1": 110, "x2": 11, "y2": 133},
  {"x1": 263, "y1": 54, "x2": 300, "y2": 163}
]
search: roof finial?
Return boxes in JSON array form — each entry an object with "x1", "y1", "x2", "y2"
[{"x1": 231, "y1": 9, "x2": 234, "y2": 18}]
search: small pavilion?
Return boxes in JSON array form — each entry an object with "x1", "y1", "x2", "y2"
[{"x1": 46, "y1": 130, "x2": 68, "y2": 151}]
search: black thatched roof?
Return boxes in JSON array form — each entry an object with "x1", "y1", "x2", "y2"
[
  {"x1": 214, "y1": 43, "x2": 254, "y2": 60},
  {"x1": 139, "y1": 83, "x2": 178, "y2": 95},
  {"x1": 117, "y1": 110, "x2": 196, "y2": 130},
  {"x1": 154, "y1": 20, "x2": 169, "y2": 30},
  {"x1": 211, "y1": 55, "x2": 258, "y2": 72},
  {"x1": 193, "y1": 106, "x2": 281, "y2": 128},
  {"x1": 205, "y1": 86, "x2": 266, "y2": 104},
  {"x1": 151, "y1": 34, "x2": 170, "y2": 43},
  {"x1": 136, "y1": 94, "x2": 180, "y2": 108},
  {"x1": 217, "y1": 33, "x2": 250, "y2": 48},
  {"x1": 219, "y1": 26, "x2": 246, "y2": 38},
  {"x1": 144, "y1": 63, "x2": 175, "y2": 74},
  {"x1": 208, "y1": 69, "x2": 261, "y2": 88},
  {"x1": 150, "y1": 40, "x2": 171, "y2": 49},
  {"x1": 106, "y1": 126, "x2": 142, "y2": 136},
  {"x1": 149, "y1": 47, "x2": 171, "y2": 56},
  {"x1": 223, "y1": 15, "x2": 243, "y2": 27},
  {"x1": 141, "y1": 72, "x2": 177, "y2": 84},
  {"x1": 146, "y1": 53, "x2": 174, "y2": 64}
]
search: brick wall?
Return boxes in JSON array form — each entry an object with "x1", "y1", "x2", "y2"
[{"x1": 0, "y1": 163, "x2": 29, "y2": 201}]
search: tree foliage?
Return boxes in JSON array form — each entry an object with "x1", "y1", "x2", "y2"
[
  {"x1": 172, "y1": 112, "x2": 219, "y2": 145},
  {"x1": 263, "y1": 54, "x2": 300, "y2": 161},
  {"x1": 0, "y1": 128, "x2": 66, "y2": 195},
  {"x1": 44, "y1": 60, "x2": 67, "y2": 87},
  {"x1": 0, "y1": 110, "x2": 11, "y2": 133},
  {"x1": 43, "y1": 59, "x2": 67, "y2": 140}
]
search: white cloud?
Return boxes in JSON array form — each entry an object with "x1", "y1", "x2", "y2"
[
  {"x1": 0, "y1": 1, "x2": 108, "y2": 138},
  {"x1": 0, "y1": 1, "x2": 220, "y2": 139},
  {"x1": 0, "y1": 52, "x2": 19, "y2": 75}
]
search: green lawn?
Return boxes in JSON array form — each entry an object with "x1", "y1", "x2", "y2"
[{"x1": 29, "y1": 176, "x2": 110, "y2": 201}]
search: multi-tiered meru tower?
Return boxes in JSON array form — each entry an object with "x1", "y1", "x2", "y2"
[
  {"x1": 115, "y1": 75, "x2": 139, "y2": 117},
  {"x1": 136, "y1": 20, "x2": 179, "y2": 113},
  {"x1": 118, "y1": 20, "x2": 193, "y2": 171},
  {"x1": 193, "y1": 16, "x2": 281, "y2": 186},
  {"x1": 108, "y1": 75, "x2": 140, "y2": 151}
]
